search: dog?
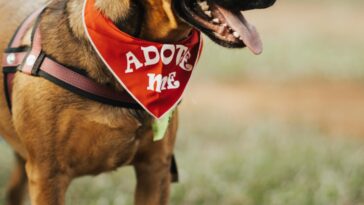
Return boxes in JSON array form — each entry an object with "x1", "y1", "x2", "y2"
[{"x1": 0, "y1": 0, "x2": 276, "y2": 204}]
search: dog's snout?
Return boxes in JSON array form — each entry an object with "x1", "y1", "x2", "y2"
[{"x1": 212, "y1": 0, "x2": 277, "y2": 11}]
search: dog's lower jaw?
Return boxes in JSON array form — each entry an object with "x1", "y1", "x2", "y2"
[
  {"x1": 94, "y1": 0, "x2": 193, "y2": 42},
  {"x1": 137, "y1": 0, "x2": 193, "y2": 42}
]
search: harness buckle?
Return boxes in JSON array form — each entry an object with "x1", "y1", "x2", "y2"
[
  {"x1": 18, "y1": 51, "x2": 46, "y2": 76},
  {"x1": 31, "y1": 51, "x2": 46, "y2": 76}
]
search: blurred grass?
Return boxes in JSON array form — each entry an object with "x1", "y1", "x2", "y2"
[
  {"x1": 198, "y1": 37, "x2": 364, "y2": 81},
  {"x1": 2, "y1": 114, "x2": 364, "y2": 205},
  {"x1": 195, "y1": 0, "x2": 364, "y2": 82}
]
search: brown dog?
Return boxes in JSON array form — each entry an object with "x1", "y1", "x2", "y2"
[{"x1": 0, "y1": 0, "x2": 275, "y2": 204}]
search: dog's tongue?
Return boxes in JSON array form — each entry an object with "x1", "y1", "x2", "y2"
[{"x1": 216, "y1": 6, "x2": 263, "y2": 55}]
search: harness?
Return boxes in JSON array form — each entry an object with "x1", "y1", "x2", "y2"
[
  {"x1": 2, "y1": 6, "x2": 178, "y2": 182},
  {"x1": 3, "y1": 6, "x2": 142, "y2": 111}
]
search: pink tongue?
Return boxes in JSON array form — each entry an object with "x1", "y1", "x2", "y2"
[{"x1": 216, "y1": 6, "x2": 263, "y2": 55}]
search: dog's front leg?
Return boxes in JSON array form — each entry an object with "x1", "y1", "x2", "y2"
[
  {"x1": 25, "y1": 162, "x2": 70, "y2": 205},
  {"x1": 5, "y1": 154, "x2": 27, "y2": 205},
  {"x1": 133, "y1": 113, "x2": 178, "y2": 205},
  {"x1": 134, "y1": 157, "x2": 172, "y2": 205}
]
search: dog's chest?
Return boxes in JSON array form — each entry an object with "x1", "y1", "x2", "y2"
[
  {"x1": 11, "y1": 75, "x2": 145, "y2": 174},
  {"x1": 66, "y1": 114, "x2": 142, "y2": 175},
  {"x1": 53, "y1": 106, "x2": 145, "y2": 175}
]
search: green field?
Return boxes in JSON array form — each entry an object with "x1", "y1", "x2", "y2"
[
  {"x1": 1, "y1": 0, "x2": 364, "y2": 204},
  {"x1": 2, "y1": 117, "x2": 364, "y2": 205}
]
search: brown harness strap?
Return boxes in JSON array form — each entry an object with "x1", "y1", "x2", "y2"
[
  {"x1": 2, "y1": 7, "x2": 141, "y2": 110},
  {"x1": 2, "y1": 6, "x2": 46, "y2": 109}
]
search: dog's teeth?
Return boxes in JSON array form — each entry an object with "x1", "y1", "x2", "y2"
[
  {"x1": 199, "y1": 1, "x2": 209, "y2": 11},
  {"x1": 201, "y1": 5, "x2": 209, "y2": 11},
  {"x1": 218, "y1": 26, "x2": 226, "y2": 34},
  {"x1": 204, "y1": 10, "x2": 212, "y2": 18},
  {"x1": 233, "y1": 32, "x2": 240, "y2": 38},
  {"x1": 212, "y1": 18, "x2": 220, "y2": 24}
]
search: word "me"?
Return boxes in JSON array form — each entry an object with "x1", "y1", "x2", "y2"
[{"x1": 147, "y1": 72, "x2": 180, "y2": 93}]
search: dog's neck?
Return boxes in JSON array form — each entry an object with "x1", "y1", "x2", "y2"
[{"x1": 40, "y1": 0, "x2": 192, "y2": 90}]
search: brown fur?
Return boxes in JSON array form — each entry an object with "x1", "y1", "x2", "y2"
[{"x1": 0, "y1": 0, "x2": 190, "y2": 204}]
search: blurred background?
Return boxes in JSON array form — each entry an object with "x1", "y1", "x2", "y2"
[{"x1": 1, "y1": 0, "x2": 364, "y2": 204}]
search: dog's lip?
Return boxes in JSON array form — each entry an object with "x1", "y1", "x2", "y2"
[{"x1": 174, "y1": 0, "x2": 263, "y2": 53}]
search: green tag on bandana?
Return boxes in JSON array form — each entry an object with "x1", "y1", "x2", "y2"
[{"x1": 152, "y1": 111, "x2": 174, "y2": 141}]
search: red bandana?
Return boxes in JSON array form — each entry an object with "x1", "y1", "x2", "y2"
[{"x1": 82, "y1": 0, "x2": 203, "y2": 119}]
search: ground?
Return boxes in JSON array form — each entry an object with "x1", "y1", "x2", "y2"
[{"x1": 186, "y1": 80, "x2": 364, "y2": 138}]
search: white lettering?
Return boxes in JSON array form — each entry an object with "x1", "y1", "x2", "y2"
[
  {"x1": 142, "y1": 46, "x2": 160, "y2": 66},
  {"x1": 125, "y1": 51, "x2": 143, "y2": 73},
  {"x1": 179, "y1": 51, "x2": 193, "y2": 71},
  {"x1": 175, "y1": 45, "x2": 188, "y2": 65},
  {"x1": 147, "y1": 74, "x2": 163, "y2": 93},
  {"x1": 167, "y1": 72, "x2": 180, "y2": 89},
  {"x1": 147, "y1": 72, "x2": 180, "y2": 93},
  {"x1": 161, "y1": 44, "x2": 176, "y2": 65},
  {"x1": 125, "y1": 45, "x2": 194, "y2": 73}
]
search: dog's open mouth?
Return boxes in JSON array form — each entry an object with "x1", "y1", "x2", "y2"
[{"x1": 173, "y1": 0, "x2": 264, "y2": 54}]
